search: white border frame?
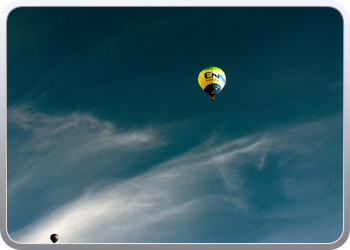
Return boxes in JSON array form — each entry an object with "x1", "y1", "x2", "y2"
[{"x1": 1, "y1": 1, "x2": 348, "y2": 249}]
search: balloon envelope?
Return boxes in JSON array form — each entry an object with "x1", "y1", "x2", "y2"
[
  {"x1": 198, "y1": 66, "x2": 226, "y2": 100},
  {"x1": 50, "y1": 234, "x2": 59, "y2": 243}
]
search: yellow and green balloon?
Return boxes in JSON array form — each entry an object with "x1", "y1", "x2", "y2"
[{"x1": 198, "y1": 66, "x2": 226, "y2": 100}]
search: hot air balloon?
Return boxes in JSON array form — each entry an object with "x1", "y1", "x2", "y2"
[
  {"x1": 198, "y1": 66, "x2": 226, "y2": 100},
  {"x1": 50, "y1": 234, "x2": 59, "y2": 243}
]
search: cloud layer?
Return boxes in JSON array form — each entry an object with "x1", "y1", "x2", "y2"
[
  {"x1": 7, "y1": 106, "x2": 343, "y2": 243},
  {"x1": 7, "y1": 105, "x2": 164, "y2": 235}
]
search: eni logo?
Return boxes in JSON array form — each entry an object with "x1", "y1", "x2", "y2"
[{"x1": 204, "y1": 72, "x2": 226, "y2": 83}]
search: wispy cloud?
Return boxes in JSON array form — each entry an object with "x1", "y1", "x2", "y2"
[
  {"x1": 10, "y1": 129, "x2": 270, "y2": 243},
  {"x1": 8, "y1": 107, "x2": 343, "y2": 243},
  {"x1": 8, "y1": 105, "x2": 160, "y2": 150},
  {"x1": 7, "y1": 105, "x2": 165, "y2": 234}
]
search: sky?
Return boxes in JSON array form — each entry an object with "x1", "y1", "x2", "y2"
[{"x1": 6, "y1": 7, "x2": 343, "y2": 243}]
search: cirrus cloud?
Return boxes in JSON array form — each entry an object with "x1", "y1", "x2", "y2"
[{"x1": 7, "y1": 107, "x2": 343, "y2": 243}]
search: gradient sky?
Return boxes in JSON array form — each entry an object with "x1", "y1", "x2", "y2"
[{"x1": 7, "y1": 7, "x2": 343, "y2": 243}]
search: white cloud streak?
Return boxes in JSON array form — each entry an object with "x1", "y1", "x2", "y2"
[
  {"x1": 7, "y1": 105, "x2": 163, "y2": 192},
  {"x1": 10, "y1": 135, "x2": 269, "y2": 243},
  {"x1": 7, "y1": 106, "x2": 343, "y2": 243}
]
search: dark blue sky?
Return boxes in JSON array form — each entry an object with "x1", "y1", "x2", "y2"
[{"x1": 7, "y1": 7, "x2": 343, "y2": 243}]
